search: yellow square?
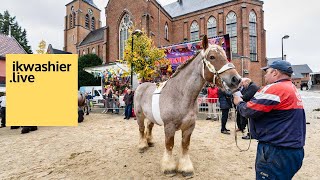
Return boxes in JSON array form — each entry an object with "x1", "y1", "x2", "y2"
[{"x1": 6, "y1": 54, "x2": 78, "y2": 126}]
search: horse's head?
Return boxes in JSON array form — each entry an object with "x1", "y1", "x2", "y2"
[{"x1": 201, "y1": 35, "x2": 241, "y2": 93}]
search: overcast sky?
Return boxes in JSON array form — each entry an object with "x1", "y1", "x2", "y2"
[{"x1": 1, "y1": 0, "x2": 319, "y2": 72}]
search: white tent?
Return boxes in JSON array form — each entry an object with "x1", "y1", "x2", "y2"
[
  {"x1": 0, "y1": 87, "x2": 5, "y2": 92},
  {"x1": 83, "y1": 62, "x2": 129, "y2": 74},
  {"x1": 83, "y1": 62, "x2": 139, "y2": 90}
]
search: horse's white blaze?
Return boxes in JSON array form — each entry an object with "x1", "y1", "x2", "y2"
[
  {"x1": 162, "y1": 150, "x2": 177, "y2": 172},
  {"x1": 178, "y1": 154, "x2": 194, "y2": 173}
]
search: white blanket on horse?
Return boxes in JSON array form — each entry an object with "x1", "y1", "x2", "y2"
[{"x1": 152, "y1": 81, "x2": 167, "y2": 126}]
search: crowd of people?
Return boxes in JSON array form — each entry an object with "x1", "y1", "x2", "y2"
[{"x1": 202, "y1": 81, "x2": 259, "y2": 137}]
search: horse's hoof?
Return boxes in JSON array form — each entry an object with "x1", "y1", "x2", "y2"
[
  {"x1": 164, "y1": 170, "x2": 176, "y2": 177},
  {"x1": 148, "y1": 142, "x2": 154, "y2": 147},
  {"x1": 181, "y1": 171, "x2": 194, "y2": 177},
  {"x1": 138, "y1": 147, "x2": 147, "y2": 153}
]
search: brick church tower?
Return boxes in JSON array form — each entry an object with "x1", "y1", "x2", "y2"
[{"x1": 64, "y1": 0, "x2": 101, "y2": 54}]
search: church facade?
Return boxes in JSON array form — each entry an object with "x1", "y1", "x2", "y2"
[{"x1": 64, "y1": 0, "x2": 266, "y2": 85}]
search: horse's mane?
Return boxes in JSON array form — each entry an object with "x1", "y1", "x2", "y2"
[{"x1": 170, "y1": 51, "x2": 201, "y2": 79}]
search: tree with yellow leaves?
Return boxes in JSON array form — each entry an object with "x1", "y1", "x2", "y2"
[
  {"x1": 36, "y1": 40, "x2": 47, "y2": 54},
  {"x1": 123, "y1": 30, "x2": 170, "y2": 82}
]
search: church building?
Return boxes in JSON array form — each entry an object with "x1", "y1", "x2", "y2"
[{"x1": 64, "y1": 0, "x2": 266, "y2": 85}]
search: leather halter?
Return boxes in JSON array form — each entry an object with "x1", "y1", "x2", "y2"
[{"x1": 201, "y1": 48, "x2": 235, "y2": 88}]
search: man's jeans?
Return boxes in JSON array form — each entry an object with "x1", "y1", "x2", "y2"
[{"x1": 256, "y1": 142, "x2": 304, "y2": 180}]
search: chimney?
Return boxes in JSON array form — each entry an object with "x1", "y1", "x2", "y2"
[
  {"x1": 283, "y1": 54, "x2": 287, "y2": 60},
  {"x1": 8, "y1": 24, "x2": 11, "y2": 37},
  {"x1": 178, "y1": 0, "x2": 183, "y2": 4}
]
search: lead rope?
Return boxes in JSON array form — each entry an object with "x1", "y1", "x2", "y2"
[{"x1": 234, "y1": 109, "x2": 252, "y2": 152}]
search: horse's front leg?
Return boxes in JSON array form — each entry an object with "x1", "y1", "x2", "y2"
[
  {"x1": 178, "y1": 121, "x2": 195, "y2": 177},
  {"x1": 162, "y1": 123, "x2": 177, "y2": 176}
]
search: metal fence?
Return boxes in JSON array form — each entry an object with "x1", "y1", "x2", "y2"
[{"x1": 198, "y1": 97, "x2": 236, "y2": 120}]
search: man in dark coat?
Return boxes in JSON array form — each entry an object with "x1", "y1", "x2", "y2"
[
  {"x1": 123, "y1": 89, "x2": 134, "y2": 120},
  {"x1": 236, "y1": 78, "x2": 259, "y2": 139},
  {"x1": 218, "y1": 89, "x2": 233, "y2": 134}
]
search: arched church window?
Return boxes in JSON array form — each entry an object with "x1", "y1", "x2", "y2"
[
  {"x1": 207, "y1": 16, "x2": 217, "y2": 38},
  {"x1": 91, "y1": 17, "x2": 95, "y2": 30},
  {"x1": 70, "y1": 14, "x2": 73, "y2": 28},
  {"x1": 226, "y1": 11, "x2": 237, "y2": 53},
  {"x1": 119, "y1": 14, "x2": 133, "y2": 59},
  {"x1": 249, "y1": 11, "x2": 257, "y2": 61},
  {"x1": 85, "y1": 14, "x2": 89, "y2": 28},
  {"x1": 165, "y1": 23, "x2": 169, "y2": 40},
  {"x1": 190, "y1": 21, "x2": 199, "y2": 41}
]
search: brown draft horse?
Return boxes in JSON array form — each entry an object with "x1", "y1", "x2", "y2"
[{"x1": 134, "y1": 35, "x2": 241, "y2": 177}]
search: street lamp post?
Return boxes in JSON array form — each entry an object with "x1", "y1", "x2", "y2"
[
  {"x1": 282, "y1": 35, "x2": 289, "y2": 60},
  {"x1": 131, "y1": 29, "x2": 142, "y2": 88},
  {"x1": 239, "y1": 56, "x2": 250, "y2": 77}
]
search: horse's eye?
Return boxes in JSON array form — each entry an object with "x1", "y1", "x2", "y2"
[{"x1": 209, "y1": 55, "x2": 215, "y2": 60}]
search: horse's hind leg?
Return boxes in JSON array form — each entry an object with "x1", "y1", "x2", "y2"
[
  {"x1": 137, "y1": 113, "x2": 148, "y2": 153},
  {"x1": 178, "y1": 122, "x2": 195, "y2": 177},
  {"x1": 162, "y1": 123, "x2": 177, "y2": 176},
  {"x1": 146, "y1": 120, "x2": 154, "y2": 147}
]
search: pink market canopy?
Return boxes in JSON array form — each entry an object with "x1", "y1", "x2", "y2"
[{"x1": 163, "y1": 34, "x2": 231, "y2": 70}]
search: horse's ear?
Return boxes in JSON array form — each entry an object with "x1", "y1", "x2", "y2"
[{"x1": 202, "y1": 35, "x2": 209, "y2": 50}]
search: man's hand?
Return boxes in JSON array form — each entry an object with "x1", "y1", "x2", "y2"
[{"x1": 233, "y1": 96, "x2": 243, "y2": 106}]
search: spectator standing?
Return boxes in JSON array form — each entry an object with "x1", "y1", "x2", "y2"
[
  {"x1": 218, "y1": 89, "x2": 233, "y2": 134},
  {"x1": 123, "y1": 89, "x2": 134, "y2": 120},
  {"x1": 0, "y1": 91, "x2": 6, "y2": 128},
  {"x1": 206, "y1": 84, "x2": 219, "y2": 120}
]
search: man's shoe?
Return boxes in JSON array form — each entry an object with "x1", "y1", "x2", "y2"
[
  {"x1": 21, "y1": 127, "x2": 31, "y2": 134},
  {"x1": 29, "y1": 126, "x2": 38, "y2": 131},
  {"x1": 221, "y1": 130, "x2": 230, "y2": 135},
  {"x1": 124, "y1": 117, "x2": 127, "y2": 119},
  {"x1": 0, "y1": 125, "x2": 6, "y2": 128},
  {"x1": 206, "y1": 117, "x2": 211, "y2": 120},
  {"x1": 225, "y1": 129, "x2": 230, "y2": 131},
  {"x1": 242, "y1": 135, "x2": 250, "y2": 140}
]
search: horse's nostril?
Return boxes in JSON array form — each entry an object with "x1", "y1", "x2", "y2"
[{"x1": 231, "y1": 76, "x2": 241, "y2": 85}]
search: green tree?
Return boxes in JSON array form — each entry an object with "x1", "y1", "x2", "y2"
[
  {"x1": 36, "y1": 40, "x2": 47, "y2": 54},
  {"x1": 0, "y1": 10, "x2": 32, "y2": 53},
  {"x1": 78, "y1": 54, "x2": 103, "y2": 88},
  {"x1": 123, "y1": 30, "x2": 168, "y2": 81}
]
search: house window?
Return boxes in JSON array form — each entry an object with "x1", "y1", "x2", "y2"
[
  {"x1": 226, "y1": 11, "x2": 237, "y2": 53},
  {"x1": 165, "y1": 23, "x2": 169, "y2": 40},
  {"x1": 207, "y1": 17, "x2": 217, "y2": 38},
  {"x1": 83, "y1": 50, "x2": 86, "y2": 55},
  {"x1": 190, "y1": 21, "x2": 199, "y2": 42},
  {"x1": 85, "y1": 14, "x2": 89, "y2": 28},
  {"x1": 249, "y1": 11, "x2": 257, "y2": 61},
  {"x1": 92, "y1": 47, "x2": 96, "y2": 54},
  {"x1": 119, "y1": 14, "x2": 132, "y2": 59},
  {"x1": 91, "y1": 17, "x2": 95, "y2": 30}
]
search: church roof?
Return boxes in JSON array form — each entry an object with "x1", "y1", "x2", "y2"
[
  {"x1": 47, "y1": 44, "x2": 72, "y2": 54},
  {"x1": 83, "y1": 0, "x2": 100, "y2": 10},
  {"x1": 163, "y1": 0, "x2": 234, "y2": 18},
  {"x1": 79, "y1": 27, "x2": 104, "y2": 46},
  {"x1": 0, "y1": 33, "x2": 27, "y2": 58}
]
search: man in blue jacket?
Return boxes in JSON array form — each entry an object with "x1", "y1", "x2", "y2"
[{"x1": 234, "y1": 60, "x2": 306, "y2": 179}]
